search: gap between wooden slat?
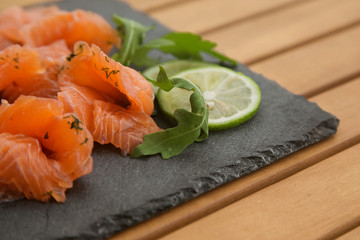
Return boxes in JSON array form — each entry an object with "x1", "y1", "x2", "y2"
[
  {"x1": 146, "y1": 0, "x2": 197, "y2": 13},
  {"x1": 250, "y1": 24, "x2": 360, "y2": 97},
  {"x1": 122, "y1": 0, "x2": 197, "y2": 13},
  {"x1": 203, "y1": 0, "x2": 360, "y2": 65},
  {"x1": 147, "y1": 0, "x2": 303, "y2": 34},
  {"x1": 111, "y1": 4, "x2": 360, "y2": 233},
  {"x1": 336, "y1": 225, "x2": 360, "y2": 240},
  {"x1": 324, "y1": 217, "x2": 360, "y2": 240},
  {"x1": 161, "y1": 143, "x2": 360, "y2": 240},
  {"x1": 112, "y1": 78, "x2": 360, "y2": 240},
  {"x1": 246, "y1": 20, "x2": 360, "y2": 66},
  {"x1": 304, "y1": 69, "x2": 360, "y2": 98},
  {"x1": 199, "y1": 0, "x2": 311, "y2": 35}
]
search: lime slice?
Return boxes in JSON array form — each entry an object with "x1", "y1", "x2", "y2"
[
  {"x1": 143, "y1": 60, "x2": 217, "y2": 94},
  {"x1": 143, "y1": 59, "x2": 217, "y2": 80},
  {"x1": 156, "y1": 66, "x2": 261, "y2": 131}
]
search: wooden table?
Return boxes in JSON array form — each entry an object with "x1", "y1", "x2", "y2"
[{"x1": 2, "y1": 0, "x2": 360, "y2": 239}]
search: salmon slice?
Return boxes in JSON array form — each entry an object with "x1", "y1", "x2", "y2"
[
  {"x1": 58, "y1": 84, "x2": 107, "y2": 132},
  {"x1": 0, "y1": 44, "x2": 59, "y2": 102},
  {"x1": 0, "y1": 41, "x2": 70, "y2": 102},
  {"x1": 0, "y1": 96, "x2": 93, "y2": 202},
  {"x1": 0, "y1": 33, "x2": 14, "y2": 51},
  {"x1": 58, "y1": 84, "x2": 161, "y2": 155},
  {"x1": 36, "y1": 39, "x2": 71, "y2": 79},
  {"x1": 20, "y1": 9, "x2": 120, "y2": 54},
  {"x1": 0, "y1": 133, "x2": 71, "y2": 202},
  {"x1": 93, "y1": 100, "x2": 161, "y2": 155},
  {"x1": 59, "y1": 42, "x2": 154, "y2": 115},
  {"x1": 0, "y1": 44, "x2": 43, "y2": 90},
  {"x1": 0, "y1": 6, "x2": 60, "y2": 44},
  {"x1": 1, "y1": 74, "x2": 60, "y2": 103}
]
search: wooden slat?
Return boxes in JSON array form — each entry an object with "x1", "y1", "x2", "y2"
[
  {"x1": 250, "y1": 24, "x2": 360, "y2": 97},
  {"x1": 161, "y1": 143, "x2": 360, "y2": 240},
  {"x1": 337, "y1": 226, "x2": 360, "y2": 240},
  {"x1": 0, "y1": 0, "x2": 177, "y2": 12},
  {"x1": 204, "y1": 0, "x2": 360, "y2": 64},
  {"x1": 113, "y1": 78, "x2": 360, "y2": 240},
  {"x1": 148, "y1": 0, "x2": 301, "y2": 33},
  {"x1": 0, "y1": 0, "x2": 179, "y2": 12},
  {"x1": 0, "y1": 0, "x2": 54, "y2": 9},
  {"x1": 122, "y1": 0, "x2": 185, "y2": 12}
]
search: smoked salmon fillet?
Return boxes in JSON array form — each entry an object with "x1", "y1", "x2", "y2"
[
  {"x1": 0, "y1": 96, "x2": 93, "y2": 202},
  {"x1": 0, "y1": 5, "x2": 163, "y2": 203},
  {"x1": 58, "y1": 42, "x2": 161, "y2": 156},
  {"x1": 0, "y1": 6, "x2": 119, "y2": 53},
  {"x1": 57, "y1": 42, "x2": 161, "y2": 155},
  {"x1": 0, "y1": 5, "x2": 60, "y2": 44},
  {"x1": 58, "y1": 84, "x2": 161, "y2": 155},
  {"x1": 59, "y1": 41, "x2": 154, "y2": 115},
  {"x1": 0, "y1": 41, "x2": 70, "y2": 102}
]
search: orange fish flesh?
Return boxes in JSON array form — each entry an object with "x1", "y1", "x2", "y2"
[{"x1": 0, "y1": 96, "x2": 93, "y2": 202}]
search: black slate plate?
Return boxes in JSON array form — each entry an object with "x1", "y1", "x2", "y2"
[{"x1": 0, "y1": 0, "x2": 339, "y2": 239}]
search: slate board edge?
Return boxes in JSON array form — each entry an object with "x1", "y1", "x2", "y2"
[{"x1": 58, "y1": 117, "x2": 339, "y2": 240}]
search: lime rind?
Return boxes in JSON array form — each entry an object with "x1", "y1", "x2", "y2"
[
  {"x1": 142, "y1": 60, "x2": 218, "y2": 95},
  {"x1": 169, "y1": 68, "x2": 260, "y2": 131},
  {"x1": 142, "y1": 59, "x2": 218, "y2": 79},
  {"x1": 208, "y1": 72, "x2": 261, "y2": 130}
]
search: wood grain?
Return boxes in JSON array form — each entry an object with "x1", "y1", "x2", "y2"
[
  {"x1": 112, "y1": 78, "x2": 360, "y2": 240},
  {"x1": 0, "y1": 0, "x2": 54, "y2": 9},
  {"x1": 0, "y1": 0, "x2": 183, "y2": 12},
  {"x1": 250, "y1": 24, "x2": 360, "y2": 97},
  {"x1": 204, "y1": 0, "x2": 360, "y2": 64},
  {"x1": 147, "y1": 0, "x2": 302, "y2": 33},
  {"x1": 160, "y1": 143, "x2": 360, "y2": 240},
  {"x1": 123, "y1": 0, "x2": 187, "y2": 12}
]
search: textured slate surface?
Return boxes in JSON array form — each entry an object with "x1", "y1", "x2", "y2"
[{"x1": 0, "y1": 0, "x2": 339, "y2": 239}]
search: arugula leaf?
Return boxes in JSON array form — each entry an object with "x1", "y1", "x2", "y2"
[
  {"x1": 130, "y1": 38, "x2": 174, "y2": 67},
  {"x1": 112, "y1": 15, "x2": 153, "y2": 66},
  {"x1": 131, "y1": 67, "x2": 209, "y2": 159},
  {"x1": 131, "y1": 32, "x2": 237, "y2": 67}
]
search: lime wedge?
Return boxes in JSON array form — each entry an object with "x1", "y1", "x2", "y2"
[{"x1": 156, "y1": 66, "x2": 261, "y2": 131}]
